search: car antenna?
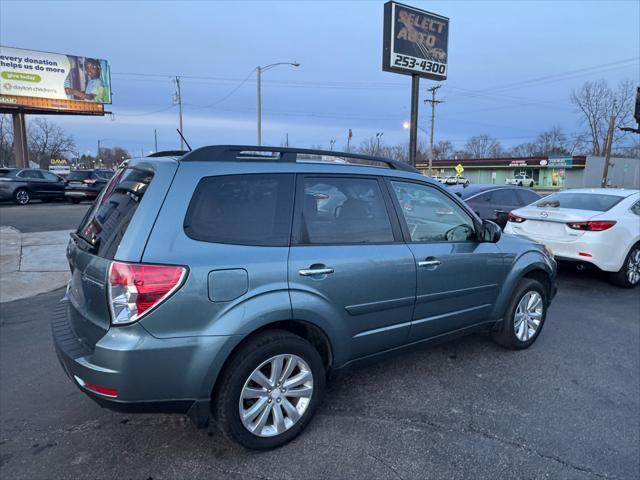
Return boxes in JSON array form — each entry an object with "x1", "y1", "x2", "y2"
[{"x1": 176, "y1": 129, "x2": 192, "y2": 151}]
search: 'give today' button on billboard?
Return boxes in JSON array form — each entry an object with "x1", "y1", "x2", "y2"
[{"x1": 1, "y1": 71, "x2": 41, "y2": 82}]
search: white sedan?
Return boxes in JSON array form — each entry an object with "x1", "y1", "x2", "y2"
[{"x1": 504, "y1": 188, "x2": 640, "y2": 288}]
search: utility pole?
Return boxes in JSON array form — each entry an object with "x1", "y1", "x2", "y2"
[
  {"x1": 97, "y1": 139, "x2": 101, "y2": 162},
  {"x1": 424, "y1": 85, "x2": 444, "y2": 176},
  {"x1": 154, "y1": 129, "x2": 158, "y2": 152},
  {"x1": 408, "y1": 75, "x2": 419, "y2": 167},
  {"x1": 174, "y1": 76, "x2": 184, "y2": 150},
  {"x1": 601, "y1": 100, "x2": 616, "y2": 188},
  {"x1": 329, "y1": 139, "x2": 336, "y2": 151},
  {"x1": 285, "y1": 133, "x2": 289, "y2": 147},
  {"x1": 257, "y1": 66, "x2": 262, "y2": 146}
]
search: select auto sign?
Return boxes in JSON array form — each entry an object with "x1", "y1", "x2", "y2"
[{"x1": 382, "y1": 2, "x2": 449, "y2": 80}]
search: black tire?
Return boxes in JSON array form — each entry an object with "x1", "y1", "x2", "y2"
[
  {"x1": 493, "y1": 278, "x2": 548, "y2": 350},
  {"x1": 518, "y1": 181, "x2": 523, "y2": 187},
  {"x1": 213, "y1": 330, "x2": 326, "y2": 450},
  {"x1": 69, "y1": 197, "x2": 82, "y2": 204},
  {"x1": 609, "y1": 243, "x2": 640, "y2": 288},
  {"x1": 13, "y1": 188, "x2": 30, "y2": 205}
]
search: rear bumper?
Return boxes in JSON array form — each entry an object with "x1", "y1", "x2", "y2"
[
  {"x1": 65, "y1": 190, "x2": 98, "y2": 199},
  {"x1": 504, "y1": 225, "x2": 624, "y2": 272},
  {"x1": 50, "y1": 297, "x2": 231, "y2": 427}
]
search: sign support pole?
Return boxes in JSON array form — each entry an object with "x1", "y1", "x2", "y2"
[
  {"x1": 409, "y1": 74, "x2": 419, "y2": 168},
  {"x1": 12, "y1": 112, "x2": 28, "y2": 169}
]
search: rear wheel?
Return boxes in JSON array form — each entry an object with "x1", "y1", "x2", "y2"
[
  {"x1": 610, "y1": 244, "x2": 640, "y2": 288},
  {"x1": 518, "y1": 181, "x2": 523, "y2": 187},
  {"x1": 69, "y1": 197, "x2": 82, "y2": 204},
  {"x1": 213, "y1": 330, "x2": 325, "y2": 449},
  {"x1": 493, "y1": 278, "x2": 548, "y2": 349},
  {"x1": 13, "y1": 188, "x2": 30, "y2": 205}
]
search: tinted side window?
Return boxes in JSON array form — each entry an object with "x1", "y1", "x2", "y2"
[
  {"x1": 42, "y1": 171, "x2": 60, "y2": 182},
  {"x1": 78, "y1": 167, "x2": 154, "y2": 259},
  {"x1": 391, "y1": 181, "x2": 476, "y2": 242},
  {"x1": 516, "y1": 189, "x2": 541, "y2": 206},
  {"x1": 630, "y1": 200, "x2": 640, "y2": 216},
  {"x1": 296, "y1": 177, "x2": 394, "y2": 244},
  {"x1": 491, "y1": 189, "x2": 519, "y2": 205},
  {"x1": 184, "y1": 174, "x2": 294, "y2": 247},
  {"x1": 20, "y1": 170, "x2": 44, "y2": 179},
  {"x1": 472, "y1": 192, "x2": 492, "y2": 203}
]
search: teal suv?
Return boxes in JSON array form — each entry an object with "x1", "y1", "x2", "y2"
[{"x1": 52, "y1": 146, "x2": 557, "y2": 449}]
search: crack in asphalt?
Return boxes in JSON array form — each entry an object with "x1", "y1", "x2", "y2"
[{"x1": 320, "y1": 406, "x2": 614, "y2": 479}]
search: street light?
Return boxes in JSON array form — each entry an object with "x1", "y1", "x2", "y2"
[
  {"x1": 375, "y1": 132, "x2": 384, "y2": 155},
  {"x1": 257, "y1": 62, "x2": 300, "y2": 146}
]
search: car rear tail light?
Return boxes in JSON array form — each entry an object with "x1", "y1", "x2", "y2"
[
  {"x1": 567, "y1": 221, "x2": 616, "y2": 231},
  {"x1": 508, "y1": 212, "x2": 526, "y2": 223},
  {"x1": 83, "y1": 178, "x2": 97, "y2": 184},
  {"x1": 108, "y1": 261, "x2": 186, "y2": 325}
]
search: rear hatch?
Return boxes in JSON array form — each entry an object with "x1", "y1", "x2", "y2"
[
  {"x1": 511, "y1": 192, "x2": 624, "y2": 242},
  {"x1": 66, "y1": 162, "x2": 173, "y2": 347},
  {"x1": 67, "y1": 170, "x2": 93, "y2": 188}
]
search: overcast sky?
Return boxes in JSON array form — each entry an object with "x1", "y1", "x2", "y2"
[{"x1": 1, "y1": 0, "x2": 638, "y2": 157}]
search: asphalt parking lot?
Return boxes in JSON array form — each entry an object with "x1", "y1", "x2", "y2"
[
  {"x1": 0, "y1": 201, "x2": 90, "y2": 233},
  {"x1": 0, "y1": 263, "x2": 638, "y2": 479}
]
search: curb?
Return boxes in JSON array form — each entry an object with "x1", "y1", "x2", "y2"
[{"x1": 0, "y1": 226, "x2": 72, "y2": 303}]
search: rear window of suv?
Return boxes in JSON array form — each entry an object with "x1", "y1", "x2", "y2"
[
  {"x1": 68, "y1": 171, "x2": 92, "y2": 181},
  {"x1": 77, "y1": 167, "x2": 154, "y2": 258},
  {"x1": 535, "y1": 193, "x2": 623, "y2": 211},
  {"x1": 184, "y1": 174, "x2": 294, "y2": 247}
]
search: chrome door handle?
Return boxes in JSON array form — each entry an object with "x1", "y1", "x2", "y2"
[
  {"x1": 418, "y1": 259, "x2": 441, "y2": 267},
  {"x1": 299, "y1": 268, "x2": 334, "y2": 276}
]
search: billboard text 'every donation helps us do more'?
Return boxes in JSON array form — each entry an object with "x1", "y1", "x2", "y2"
[{"x1": 0, "y1": 46, "x2": 111, "y2": 104}]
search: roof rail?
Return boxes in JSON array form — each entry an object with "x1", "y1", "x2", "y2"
[
  {"x1": 147, "y1": 150, "x2": 190, "y2": 158},
  {"x1": 180, "y1": 145, "x2": 420, "y2": 173}
]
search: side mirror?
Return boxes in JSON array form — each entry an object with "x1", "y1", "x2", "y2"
[{"x1": 481, "y1": 220, "x2": 501, "y2": 243}]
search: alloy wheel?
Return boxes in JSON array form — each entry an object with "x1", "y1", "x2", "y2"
[
  {"x1": 514, "y1": 291, "x2": 543, "y2": 342},
  {"x1": 239, "y1": 354, "x2": 314, "y2": 437},
  {"x1": 627, "y1": 249, "x2": 640, "y2": 285},
  {"x1": 16, "y1": 190, "x2": 29, "y2": 205}
]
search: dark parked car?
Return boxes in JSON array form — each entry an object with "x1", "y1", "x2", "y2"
[
  {"x1": 65, "y1": 169, "x2": 115, "y2": 203},
  {"x1": 52, "y1": 146, "x2": 556, "y2": 449},
  {"x1": 450, "y1": 184, "x2": 541, "y2": 229},
  {"x1": 0, "y1": 168, "x2": 66, "y2": 205}
]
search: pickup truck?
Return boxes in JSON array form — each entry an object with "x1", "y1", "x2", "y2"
[{"x1": 506, "y1": 173, "x2": 535, "y2": 187}]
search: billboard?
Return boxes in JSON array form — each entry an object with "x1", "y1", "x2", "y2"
[
  {"x1": 0, "y1": 46, "x2": 111, "y2": 104},
  {"x1": 382, "y1": 2, "x2": 449, "y2": 80}
]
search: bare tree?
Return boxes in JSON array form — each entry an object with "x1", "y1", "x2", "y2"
[
  {"x1": 464, "y1": 134, "x2": 503, "y2": 158},
  {"x1": 96, "y1": 146, "x2": 131, "y2": 169},
  {"x1": 27, "y1": 117, "x2": 75, "y2": 168},
  {"x1": 570, "y1": 79, "x2": 635, "y2": 156},
  {"x1": 432, "y1": 140, "x2": 454, "y2": 160},
  {"x1": 357, "y1": 136, "x2": 381, "y2": 156},
  {"x1": 534, "y1": 126, "x2": 569, "y2": 156},
  {"x1": 510, "y1": 142, "x2": 537, "y2": 158},
  {"x1": 0, "y1": 114, "x2": 14, "y2": 167}
]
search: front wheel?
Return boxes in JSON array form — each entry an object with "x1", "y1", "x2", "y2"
[
  {"x1": 68, "y1": 197, "x2": 82, "y2": 204},
  {"x1": 213, "y1": 330, "x2": 325, "y2": 449},
  {"x1": 493, "y1": 278, "x2": 548, "y2": 350},
  {"x1": 13, "y1": 188, "x2": 30, "y2": 205},
  {"x1": 610, "y1": 244, "x2": 640, "y2": 288}
]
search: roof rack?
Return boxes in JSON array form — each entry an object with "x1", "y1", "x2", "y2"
[
  {"x1": 180, "y1": 145, "x2": 420, "y2": 173},
  {"x1": 147, "y1": 150, "x2": 190, "y2": 158}
]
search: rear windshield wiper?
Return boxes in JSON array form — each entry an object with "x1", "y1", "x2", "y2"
[{"x1": 70, "y1": 231, "x2": 99, "y2": 255}]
